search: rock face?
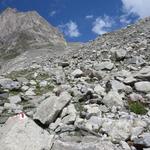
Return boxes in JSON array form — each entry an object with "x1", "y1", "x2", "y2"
[
  {"x1": 0, "y1": 8, "x2": 66, "y2": 59},
  {"x1": 0, "y1": 114, "x2": 54, "y2": 150}
]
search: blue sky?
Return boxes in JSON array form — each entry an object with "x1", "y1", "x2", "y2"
[{"x1": 0, "y1": 0, "x2": 150, "y2": 42}]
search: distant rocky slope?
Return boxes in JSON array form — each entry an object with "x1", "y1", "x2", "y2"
[
  {"x1": 0, "y1": 8, "x2": 66, "y2": 60},
  {"x1": 0, "y1": 8, "x2": 150, "y2": 150}
]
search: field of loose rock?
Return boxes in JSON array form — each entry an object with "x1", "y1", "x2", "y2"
[{"x1": 0, "y1": 9, "x2": 150, "y2": 150}]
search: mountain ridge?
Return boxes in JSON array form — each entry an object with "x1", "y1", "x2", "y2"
[{"x1": 0, "y1": 8, "x2": 67, "y2": 60}]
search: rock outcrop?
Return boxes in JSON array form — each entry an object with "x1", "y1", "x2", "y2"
[{"x1": 0, "y1": 8, "x2": 66, "y2": 60}]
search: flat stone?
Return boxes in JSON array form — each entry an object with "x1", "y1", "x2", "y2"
[
  {"x1": 34, "y1": 92, "x2": 72, "y2": 125},
  {"x1": 115, "y1": 49, "x2": 127, "y2": 60},
  {"x1": 129, "y1": 93, "x2": 144, "y2": 102},
  {"x1": 52, "y1": 67, "x2": 66, "y2": 84},
  {"x1": 102, "y1": 91, "x2": 124, "y2": 108},
  {"x1": 52, "y1": 136, "x2": 121, "y2": 150},
  {"x1": 71, "y1": 69, "x2": 83, "y2": 78},
  {"x1": 0, "y1": 114, "x2": 54, "y2": 150},
  {"x1": 25, "y1": 88, "x2": 36, "y2": 96},
  {"x1": 135, "y1": 81, "x2": 150, "y2": 93},
  {"x1": 102, "y1": 119, "x2": 132, "y2": 142},
  {"x1": 123, "y1": 77, "x2": 137, "y2": 84},
  {"x1": 94, "y1": 61, "x2": 114, "y2": 71},
  {"x1": 133, "y1": 133, "x2": 150, "y2": 147},
  {"x1": 94, "y1": 84, "x2": 105, "y2": 96},
  {"x1": 8, "y1": 95, "x2": 22, "y2": 104},
  {"x1": 111, "y1": 80, "x2": 126, "y2": 92},
  {"x1": 0, "y1": 78, "x2": 21, "y2": 90}
]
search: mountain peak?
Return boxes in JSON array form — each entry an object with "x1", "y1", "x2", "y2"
[
  {"x1": 0, "y1": 8, "x2": 66, "y2": 58},
  {"x1": 2, "y1": 7, "x2": 17, "y2": 14}
]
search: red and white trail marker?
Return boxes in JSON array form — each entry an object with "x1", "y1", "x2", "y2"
[{"x1": 17, "y1": 112, "x2": 26, "y2": 120}]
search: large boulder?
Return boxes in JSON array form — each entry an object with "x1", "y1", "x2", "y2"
[
  {"x1": 94, "y1": 61, "x2": 114, "y2": 71},
  {"x1": 102, "y1": 91, "x2": 124, "y2": 108},
  {"x1": 102, "y1": 119, "x2": 133, "y2": 142},
  {"x1": 52, "y1": 136, "x2": 121, "y2": 150},
  {"x1": 135, "y1": 81, "x2": 150, "y2": 93},
  {"x1": 34, "y1": 92, "x2": 72, "y2": 125},
  {"x1": 0, "y1": 77, "x2": 21, "y2": 90},
  {"x1": 0, "y1": 114, "x2": 54, "y2": 150}
]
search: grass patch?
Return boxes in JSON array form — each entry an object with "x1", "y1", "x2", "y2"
[
  {"x1": 74, "y1": 102, "x2": 85, "y2": 112},
  {"x1": 9, "y1": 89, "x2": 21, "y2": 96},
  {"x1": 34, "y1": 83, "x2": 54, "y2": 95},
  {"x1": 128, "y1": 101, "x2": 148, "y2": 115},
  {"x1": 6, "y1": 68, "x2": 37, "y2": 80},
  {"x1": 36, "y1": 72, "x2": 50, "y2": 80}
]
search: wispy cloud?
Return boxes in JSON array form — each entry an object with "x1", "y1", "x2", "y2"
[
  {"x1": 58, "y1": 21, "x2": 81, "y2": 38},
  {"x1": 121, "y1": 0, "x2": 150, "y2": 18},
  {"x1": 120, "y1": 14, "x2": 131, "y2": 24},
  {"x1": 92, "y1": 16, "x2": 113, "y2": 35},
  {"x1": 85, "y1": 15, "x2": 93, "y2": 19},
  {"x1": 49, "y1": 10, "x2": 56, "y2": 17}
]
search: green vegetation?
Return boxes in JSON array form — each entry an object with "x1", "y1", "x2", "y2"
[
  {"x1": 6, "y1": 69, "x2": 50, "y2": 81},
  {"x1": 6, "y1": 68, "x2": 37, "y2": 80},
  {"x1": 34, "y1": 83, "x2": 54, "y2": 95},
  {"x1": 9, "y1": 89, "x2": 22, "y2": 96},
  {"x1": 0, "y1": 51, "x2": 20, "y2": 60},
  {"x1": 36, "y1": 72, "x2": 50, "y2": 80},
  {"x1": 74, "y1": 102, "x2": 84, "y2": 112},
  {"x1": 128, "y1": 101, "x2": 148, "y2": 115}
]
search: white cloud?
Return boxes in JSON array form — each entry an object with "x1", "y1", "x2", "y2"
[
  {"x1": 85, "y1": 15, "x2": 93, "y2": 19},
  {"x1": 120, "y1": 14, "x2": 131, "y2": 24},
  {"x1": 121, "y1": 0, "x2": 150, "y2": 18},
  {"x1": 92, "y1": 16, "x2": 113, "y2": 35},
  {"x1": 50, "y1": 10, "x2": 56, "y2": 17},
  {"x1": 58, "y1": 21, "x2": 80, "y2": 38}
]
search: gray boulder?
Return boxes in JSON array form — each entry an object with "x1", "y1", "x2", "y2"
[
  {"x1": 133, "y1": 133, "x2": 150, "y2": 147},
  {"x1": 34, "y1": 92, "x2": 72, "y2": 125},
  {"x1": 0, "y1": 114, "x2": 54, "y2": 150},
  {"x1": 135, "y1": 81, "x2": 150, "y2": 93},
  {"x1": 102, "y1": 119, "x2": 132, "y2": 142},
  {"x1": 71, "y1": 69, "x2": 83, "y2": 78},
  {"x1": 115, "y1": 49, "x2": 126, "y2": 60},
  {"x1": 102, "y1": 91, "x2": 124, "y2": 108},
  {"x1": 8, "y1": 95, "x2": 22, "y2": 104},
  {"x1": 52, "y1": 136, "x2": 121, "y2": 150},
  {"x1": 0, "y1": 78, "x2": 21, "y2": 90},
  {"x1": 94, "y1": 61, "x2": 114, "y2": 71}
]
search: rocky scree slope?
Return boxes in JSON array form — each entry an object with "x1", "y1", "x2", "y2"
[
  {"x1": 0, "y1": 9, "x2": 150, "y2": 150},
  {"x1": 0, "y1": 8, "x2": 66, "y2": 61}
]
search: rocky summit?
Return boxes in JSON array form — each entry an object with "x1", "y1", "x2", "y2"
[{"x1": 0, "y1": 8, "x2": 150, "y2": 150}]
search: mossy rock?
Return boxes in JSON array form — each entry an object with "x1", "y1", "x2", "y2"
[{"x1": 128, "y1": 101, "x2": 148, "y2": 115}]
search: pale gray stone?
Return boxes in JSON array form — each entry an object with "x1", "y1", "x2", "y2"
[
  {"x1": 71, "y1": 69, "x2": 83, "y2": 78},
  {"x1": 135, "y1": 81, "x2": 150, "y2": 93},
  {"x1": 8, "y1": 95, "x2": 22, "y2": 104},
  {"x1": 94, "y1": 61, "x2": 114, "y2": 71},
  {"x1": 52, "y1": 137, "x2": 121, "y2": 150},
  {"x1": 0, "y1": 115, "x2": 54, "y2": 150},
  {"x1": 34, "y1": 92, "x2": 72, "y2": 125},
  {"x1": 102, "y1": 119, "x2": 133, "y2": 142},
  {"x1": 115, "y1": 49, "x2": 127, "y2": 60},
  {"x1": 94, "y1": 84, "x2": 105, "y2": 96},
  {"x1": 102, "y1": 91, "x2": 124, "y2": 108},
  {"x1": 0, "y1": 78, "x2": 21, "y2": 90}
]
